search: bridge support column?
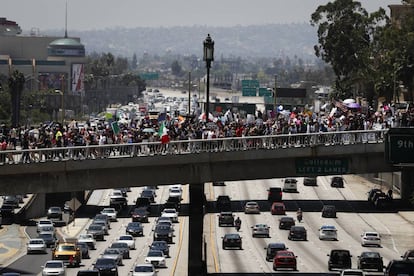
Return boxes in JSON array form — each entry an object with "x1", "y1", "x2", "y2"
[
  {"x1": 188, "y1": 183, "x2": 206, "y2": 276},
  {"x1": 401, "y1": 168, "x2": 414, "y2": 201}
]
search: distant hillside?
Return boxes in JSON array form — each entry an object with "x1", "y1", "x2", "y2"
[{"x1": 43, "y1": 23, "x2": 318, "y2": 59}]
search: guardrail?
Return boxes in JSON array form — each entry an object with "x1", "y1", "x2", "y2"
[{"x1": 0, "y1": 129, "x2": 387, "y2": 165}]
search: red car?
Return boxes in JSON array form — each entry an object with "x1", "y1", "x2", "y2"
[
  {"x1": 273, "y1": 250, "x2": 297, "y2": 271},
  {"x1": 271, "y1": 202, "x2": 286, "y2": 215}
]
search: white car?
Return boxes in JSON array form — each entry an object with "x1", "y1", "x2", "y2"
[
  {"x1": 244, "y1": 201, "x2": 260, "y2": 214},
  {"x1": 78, "y1": 233, "x2": 96, "y2": 250},
  {"x1": 27, "y1": 238, "x2": 47, "y2": 254},
  {"x1": 132, "y1": 263, "x2": 158, "y2": 276},
  {"x1": 361, "y1": 231, "x2": 381, "y2": 247},
  {"x1": 37, "y1": 219, "x2": 54, "y2": 232},
  {"x1": 118, "y1": 234, "x2": 136, "y2": 250},
  {"x1": 101, "y1": 207, "x2": 118, "y2": 221},
  {"x1": 41, "y1": 260, "x2": 66, "y2": 276},
  {"x1": 161, "y1": 208, "x2": 178, "y2": 223},
  {"x1": 251, "y1": 223, "x2": 270, "y2": 237},
  {"x1": 319, "y1": 225, "x2": 338, "y2": 240},
  {"x1": 340, "y1": 269, "x2": 365, "y2": 276},
  {"x1": 168, "y1": 187, "x2": 182, "y2": 199},
  {"x1": 145, "y1": 250, "x2": 167, "y2": 268}
]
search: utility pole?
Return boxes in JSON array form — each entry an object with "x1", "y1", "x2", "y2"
[
  {"x1": 274, "y1": 75, "x2": 277, "y2": 112},
  {"x1": 188, "y1": 71, "x2": 191, "y2": 115}
]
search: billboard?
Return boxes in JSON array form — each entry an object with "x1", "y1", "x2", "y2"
[
  {"x1": 38, "y1": 72, "x2": 67, "y2": 91},
  {"x1": 71, "y1": 63, "x2": 84, "y2": 94}
]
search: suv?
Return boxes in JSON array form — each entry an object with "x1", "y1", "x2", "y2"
[
  {"x1": 52, "y1": 242, "x2": 82, "y2": 267},
  {"x1": 218, "y1": 212, "x2": 234, "y2": 226},
  {"x1": 288, "y1": 226, "x2": 307, "y2": 241},
  {"x1": 216, "y1": 196, "x2": 231, "y2": 211},
  {"x1": 267, "y1": 187, "x2": 283, "y2": 202},
  {"x1": 135, "y1": 197, "x2": 151, "y2": 211},
  {"x1": 385, "y1": 260, "x2": 414, "y2": 275},
  {"x1": 303, "y1": 177, "x2": 317, "y2": 186},
  {"x1": 283, "y1": 178, "x2": 298, "y2": 192},
  {"x1": 279, "y1": 216, "x2": 295, "y2": 230},
  {"x1": 164, "y1": 196, "x2": 182, "y2": 211},
  {"x1": 328, "y1": 249, "x2": 352, "y2": 271},
  {"x1": 264, "y1": 242, "x2": 288, "y2": 261},
  {"x1": 322, "y1": 205, "x2": 337, "y2": 218},
  {"x1": 47, "y1": 206, "x2": 63, "y2": 220},
  {"x1": 331, "y1": 176, "x2": 344, "y2": 188}
]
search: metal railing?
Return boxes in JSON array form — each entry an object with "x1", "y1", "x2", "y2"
[{"x1": 0, "y1": 129, "x2": 387, "y2": 165}]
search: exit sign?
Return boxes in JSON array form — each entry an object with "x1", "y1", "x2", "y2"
[{"x1": 386, "y1": 128, "x2": 414, "y2": 164}]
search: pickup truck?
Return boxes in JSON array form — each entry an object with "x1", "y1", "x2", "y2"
[{"x1": 52, "y1": 242, "x2": 81, "y2": 267}]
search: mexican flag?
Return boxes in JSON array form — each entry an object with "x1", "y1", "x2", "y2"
[{"x1": 159, "y1": 121, "x2": 170, "y2": 144}]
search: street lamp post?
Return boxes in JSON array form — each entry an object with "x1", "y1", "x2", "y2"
[{"x1": 203, "y1": 34, "x2": 214, "y2": 123}]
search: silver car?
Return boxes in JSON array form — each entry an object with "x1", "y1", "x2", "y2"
[
  {"x1": 244, "y1": 201, "x2": 260, "y2": 214},
  {"x1": 27, "y1": 238, "x2": 47, "y2": 254},
  {"x1": 41, "y1": 260, "x2": 66, "y2": 276},
  {"x1": 251, "y1": 223, "x2": 270, "y2": 237}
]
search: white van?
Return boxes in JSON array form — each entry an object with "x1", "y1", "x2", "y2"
[{"x1": 283, "y1": 178, "x2": 298, "y2": 192}]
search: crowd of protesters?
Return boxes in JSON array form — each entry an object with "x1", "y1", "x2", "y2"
[{"x1": 0, "y1": 101, "x2": 413, "y2": 164}]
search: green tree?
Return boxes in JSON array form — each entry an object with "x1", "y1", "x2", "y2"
[
  {"x1": 8, "y1": 70, "x2": 25, "y2": 127},
  {"x1": 131, "y1": 53, "x2": 138, "y2": 70}
]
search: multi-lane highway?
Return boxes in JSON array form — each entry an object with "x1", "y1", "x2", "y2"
[{"x1": 2, "y1": 174, "x2": 414, "y2": 275}]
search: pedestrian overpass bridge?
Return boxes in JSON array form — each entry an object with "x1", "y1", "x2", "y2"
[{"x1": 0, "y1": 129, "x2": 403, "y2": 196}]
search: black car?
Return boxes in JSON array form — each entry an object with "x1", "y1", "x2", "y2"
[
  {"x1": 288, "y1": 226, "x2": 307, "y2": 241},
  {"x1": 385, "y1": 260, "x2": 414, "y2": 276},
  {"x1": 357, "y1": 251, "x2": 383, "y2": 272},
  {"x1": 328, "y1": 249, "x2": 352, "y2": 271},
  {"x1": 279, "y1": 216, "x2": 295, "y2": 230},
  {"x1": 86, "y1": 224, "x2": 105, "y2": 241},
  {"x1": 322, "y1": 205, "x2": 337, "y2": 218},
  {"x1": 131, "y1": 207, "x2": 149, "y2": 223},
  {"x1": 3, "y1": 195, "x2": 20, "y2": 208},
  {"x1": 265, "y1": 242, "x2": 288, "y2": 261},
  {"x1": 216, "y1": 195, "x2": 231, "y2": 211},
  {"x1": 76, "y1": 242, "x2": 90, "y2": 259},
  {"x1": 213, "y1": 181, "x2": 225, "y2": 186},
  {"x1": 303, "y1": 177, "x2": 317, "y2": 186},
  {"x1": 218, "y1": 212, "x2": 234, "y2": 226},
  {"x1": 222, "y1": 233, "x2": 242, "y2": 250},
  {"x1": 38, "y1": 232, "x2": 57, "y2": 247},
  {"x1": 374, "y1": 194, "x2": 392, "y2": 208},
  {"x1": 110, "y1": 242, "x2": 130, "y2": 259},
  {"x1": 330, "y1": 176, "x2": 344, "y2": 188},
  {"x1": 126, "y1": 222, "x2": 144, "y2": 237},
  {"x1": 153, "y1": 224, "x2": 174, "y2": 243},
  {"x1": 77, "y1": 270, "x2": 100, "y2": 276},
  {"x1": 149, "y1": 240, "x2": 170, "y2": 257},
  {"x1": 0, "y1": 204, "x2": 15, "y2": 220},
  {"x1": 164, "y1": 196, "x2": 182, "y2": 211},
  {"x1": 47, "y1": 206, "x2": 63, "y2": 220},
  {"x1": 109, "y1": 197, "x2": 127, "y2": 210},
  {"x1": 367, "y1": 188, "x2": 382, "y2": 202},
  {"x1": 93, "y1": 258, "x2": 118, "y2": 276},
  {"x1": 267, "y1": 187, "x2": 283, "y2": 202},
  {"x1": 140, "y1": 189, "x2": 155, "y2": 203},
  {"x1": 135, "y1": 197, "x2": 151, "y2": 211}
]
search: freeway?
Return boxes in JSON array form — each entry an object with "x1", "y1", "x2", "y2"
[
  {"x1": 205, "y1": 175, "x2": 414, "y2": 274},
  {"x1": 2, "y1": 185, "x2": 189, "y2": 275}
]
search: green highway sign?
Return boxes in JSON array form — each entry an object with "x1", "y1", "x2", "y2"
[
  {"x1": 259, "y1": 87, "x2": 272, "y2": 96},
  {"x1": 386, "y1": 128, "x2": 414, "y2": 164},
  {"x1": 242, "y1": 87, "x2": 257, "y2": 96},
  {"x1": 140, "y1": 72, "x2": 159, "y2": 80},
  {"x1": 241, "y1": 79, "x2": 259, "y2": 88},
  {"x1": 296, "y1": 158, "x2": 348, "y2": 175}
]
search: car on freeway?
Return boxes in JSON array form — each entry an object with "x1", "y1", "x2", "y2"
[
  {"x1": 27, "y1": 238, "x2": 47, "y2": 254},
  {"x1": 244, "y1": 201, "x2": 260, "y2": 214},
  {"x1": 153, "y1": 224, "x2": 174, "y2": 243},
  {"x1": 319, "y1": 225, "x2": 338, "y2": 240},
  {"x1": 270, "y1": 202, "x2": 286, "y2": 215},
  {"x1": 303, "y1": 176, "x2": 317, "y2": 186},
  {"x1": 117, "y1": 235, "x2": 135, "y2": 250},
  {"x1": 283, "y1": 178, "x2": 298, "y2": 192},
  {"x1": 374, "y1": 194, "x2": 392, "y2": 208},
  {"x1": 76, "y1": 242, "x2": 90, "y2": 259},
  {"x1": 86, "y1": 224, "x2": 105, "y2": 241},
  {"x1": 401, "y1": 249, "x2": 414, "y2": 261},
  {"x1": 267, "y1": 187, "x2": 283, "y2": 202},
  {"x1": 361, "y1": 231, "x2": 381, "y2": 247},
  {"x1": 47, "y1": 206, "x2": 63, "y2": 220},
  {"x1": 384, "y1": 260, "x2": 414, "y2": 275},
  {"x1": 126, "y1": 222, "x2": 144, "y2": 237},
  {"x1": 265, "y1": 242, "x2": 288, "y2": 262},
  {"x1": 131, "y1": 263, "x2": 157, "y2": 276},
  {"x1": 114, "y1": 188, "x2": 127, "y2": 197},
  {"x1": 328, "y1": 249, "x2": 352, "y2": 271},
  {"x1": 51, "y1": 242, "x2": 82, "y2": 267},
  {"x1": 145, "y1": 249, "x2": 167, "y2": 268},
  {"x1": 288, "y1": 225, "x2": 307, "y2": 241},
  {"x1": 135, "y1": 197, "x2": 152, "y2": 211},
  {"x1": 149, "y1": 240, "x2": 170, "y2": 257},
  {"x1": 273, "y1": 250, "x2": 297, "y2": 271},
  {"x1": 92, "y1": 220, "x2": 109, "y2": 235},
  {"x1": 216, "y1": 195, "x2": 231, "y2": 211},
  {"x1": 37, "y1": 225, "x2": 56, "y2": 236},
  {"x1": 357, "y1": 251, "x2": 383, "y2": 272},
  {"x1": 0, "y1": 204, "x2": 15, "y2": 220},
  {"x1": 222, "y1": 233, "x2": 242, "y2": 250},
  {"x1": 331, "y1": 176, "x2": 344, "y2": 188},
  {"x1": 218, "y1": 211, "x2": 234, "y2": 226},
  {"x1": 76, "y1": 270, "x2": 100, "y2": 276},
  {"x1": 160, "y1": 208, "x2": 178, "y2": 223},
  {"x1": 367, "y1": 188, "x2": 382, "y2": 202},
  {"x1": 94, "y1": 214, "x2": 111, "y2": 227},
  {"x1": 38, "y1": 232, "x2": 57, "y2": 248},
  {"x1": 3, "y1": 195, "x2": 20, "y2": 208},
  {"x1": 101, "y1": 248, "x2": 123, "y2": 266},
  {"x1": 93, "y1": 258, "x2": 118, "y2": 276},
  {"x1": 109, "y1": 195, "x2": 127, "y2": 210},
  {"x1": 279, "y1": 216, "x2": 295, "y2": 230},
  {"x1": 131, "y1": 207, "x2": 149, "y2": 223},
  {"x1": 37, "y1": 219, "x2": 54, "y2": 232},
  {"x1": 340, "y1": 269, "x2": 365, "y2": 276},
  {"x1": 78, "y1": 233, "x2": 96, "y2": 250},
  {"x1": 41, "y1": 260, "x2": 66, "y2": 276},
  {"x1": 168, "y1": 187, "x2": 182, "y2": 199},
  {"x1": 251, "y1": 223, "x2": 270, "y2": 238},
  {"x1": 164, "y1": 196, "x2": 182, "y2": 211},
  {"x1": 322, "y1": 205, "x2": 337, "y2": 218},
  {"x1": 110, "y1": 242, "x2": 130, "y2": 259},
  {"x1": 100, "y1": 207, "x2": 117, "y2": 221},
  {"x1": 141, "y1": 189, "x2": 156, "y2": 203},
  {"x1": 212, "y1": 181, "x2": 225, "y2": 186}
]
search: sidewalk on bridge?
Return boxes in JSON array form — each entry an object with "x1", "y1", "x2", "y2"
[{"x1": 57, "y1": 218, "x2": 90, "y2": 240}]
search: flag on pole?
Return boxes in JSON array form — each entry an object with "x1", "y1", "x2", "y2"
[{"x1": 159, "y1": 121, "x2": 170, "y2": 144}]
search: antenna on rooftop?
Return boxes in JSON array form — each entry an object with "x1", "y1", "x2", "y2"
[{"x1": 64, "y1": 1, "x2": 68, "y2": 38}]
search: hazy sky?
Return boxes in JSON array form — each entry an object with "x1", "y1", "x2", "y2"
[{"x1": 3, "y1": 0, "x2": 403, "y2": 32}]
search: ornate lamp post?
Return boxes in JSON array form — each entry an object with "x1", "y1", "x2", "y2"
[{"x1": 203, "y1": 34, "x2": 214, "y2": 123}]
